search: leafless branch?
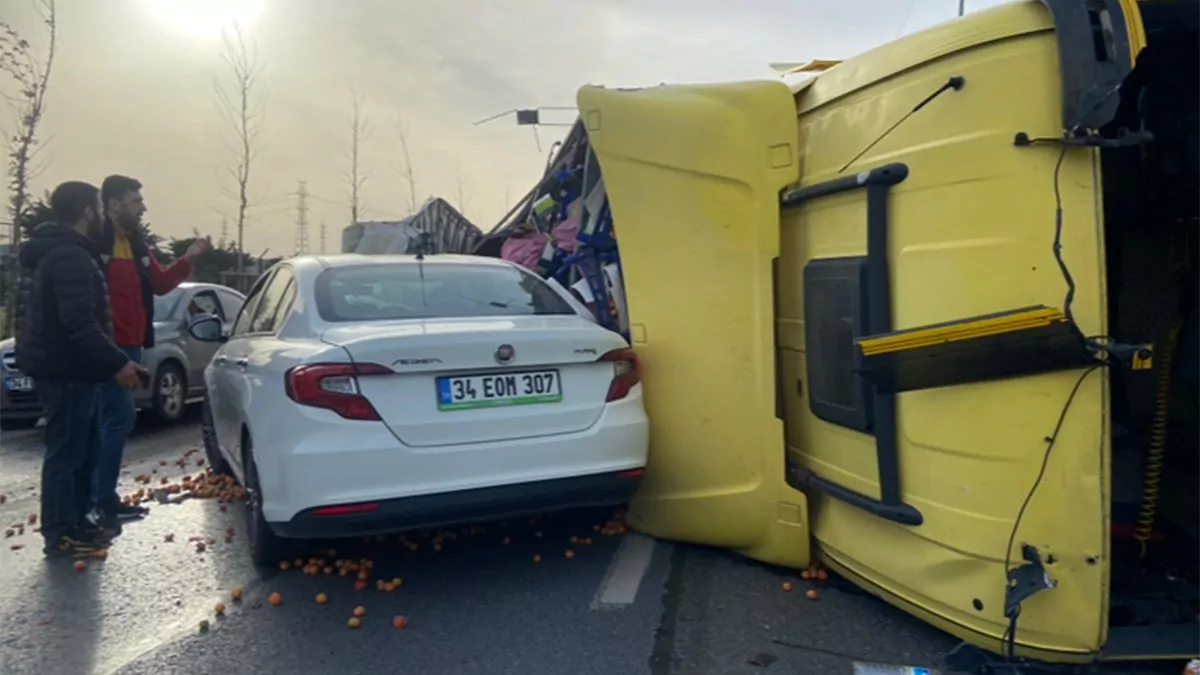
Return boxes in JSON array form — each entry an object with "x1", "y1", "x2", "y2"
[
  {"x1": 213, "y1": 22, "x2": 265, "y2": 272},
  {"x1": 0, "y1": 0, "x2": 56, "y2": 336},
  {"x1": 392, "y1": 112, "x2": 418, "y2": 214},
  {"x1": 342, "y1": 87, "x2": 371, "y2": 225}
]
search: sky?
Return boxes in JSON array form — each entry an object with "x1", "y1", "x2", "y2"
[{"x1": 0, "y1": 0, "x2": 1012, "y2": 256}]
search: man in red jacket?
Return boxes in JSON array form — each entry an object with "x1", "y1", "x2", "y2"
[{"x1": 90, "y1": 175, "x2": 209, "y2": 531}]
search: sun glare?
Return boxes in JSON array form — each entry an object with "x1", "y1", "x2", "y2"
[{"x1": 142, "y1": 0, "x2": 264, "y2": 40}]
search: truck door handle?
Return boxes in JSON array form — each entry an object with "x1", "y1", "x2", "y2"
[
  {"x1": 235, "y1": 358, "x2": 249, "y2": 368},
  {"x1": 215, "y1": 355, "x2": 227, "y2": 366}
]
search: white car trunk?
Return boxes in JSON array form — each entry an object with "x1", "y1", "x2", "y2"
[{"x1": 320, "y1": 316, "x2": 628, "y2": 447}]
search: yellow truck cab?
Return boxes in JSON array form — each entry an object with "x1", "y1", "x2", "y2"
[{"x1": 573, "y1": 0, "x2": 1198, "y2": 665}]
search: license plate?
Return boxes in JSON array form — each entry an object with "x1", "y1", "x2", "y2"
[
  {"x1": 436, "y1": 370, "x2": 562, "y2": 411},
  {"x1": 5, "y1": 376, "x2": 33, "y2": 392}
]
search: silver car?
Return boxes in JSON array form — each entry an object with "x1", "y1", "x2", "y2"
[{"x1": 0, "y1": 282, "x2": 245, "y2": 430}]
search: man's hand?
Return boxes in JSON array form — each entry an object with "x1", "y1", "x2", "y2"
[
  {"x1": 183, "y1": 237, "x2": 212, "y2": 262},
  {"x1": 115, "y1": 361, "x2": 149, "y2": 390}
]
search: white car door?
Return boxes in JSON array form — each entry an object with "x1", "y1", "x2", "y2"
[
  {"x1": 210, "y1": 273, "x2": 272, "y2": 471},
  {"x1": 222, "y1": 268, "x2": 297, "y2": 475}
]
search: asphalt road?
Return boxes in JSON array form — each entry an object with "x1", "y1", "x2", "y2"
[{"x1": 0, "y1": 409, "x2": 1180, "y2": 675}]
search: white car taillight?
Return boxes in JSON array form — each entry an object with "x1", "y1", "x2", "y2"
[
  {"x1": 598, "y1": 348, "x2": 640, "y2": 402},
  {"x1": 285, "y1": 363, "x2": 393, "y2": 421}
]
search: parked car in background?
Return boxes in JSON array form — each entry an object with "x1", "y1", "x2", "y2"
[
  {"x1": 0, "y1": 281, "x2": 245, "y2": 430},
  {"x1": 0, "y1": 338, "x2": 40, "y2": 431},
  {"x1": 189, "y1": 254, "x2": 649, "y2": 565}
]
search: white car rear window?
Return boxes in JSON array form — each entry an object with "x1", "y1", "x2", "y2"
[{"x1": 315, "y1": 262, "x2": 577, "y2": 322}]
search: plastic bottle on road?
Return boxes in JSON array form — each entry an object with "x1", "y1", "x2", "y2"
[{"x1": 852, "y1": 664, "x2": 941, "y2": 675}]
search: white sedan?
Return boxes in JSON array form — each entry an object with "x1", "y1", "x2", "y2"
[{"x1": 188, "y1": 254, "x2": 648, "y2": 565}]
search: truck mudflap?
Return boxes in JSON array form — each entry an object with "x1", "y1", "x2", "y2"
[{"x1": 577, "y1": 81, "x2": 809, "y2": 569}]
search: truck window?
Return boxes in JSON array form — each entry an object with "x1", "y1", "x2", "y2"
[{"x1": 803, "y1": 257, "x2": 873, "y2": 433}]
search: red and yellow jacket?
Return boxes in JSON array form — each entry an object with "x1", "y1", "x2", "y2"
[{"x1": 99, "y1": 224, "x2": 192, "y2": 348}]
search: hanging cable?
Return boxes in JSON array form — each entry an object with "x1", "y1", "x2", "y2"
[{"x1": 998, "y1": 365, "x2": 1100, "y2": 665}]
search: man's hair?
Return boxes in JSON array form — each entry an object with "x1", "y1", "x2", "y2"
[
  {"x1": 49, "y1": 181, "x2": 100, "y2": 224},
  {"x1": 101, "y1": 174, "x2": 142, "y2": 205}
]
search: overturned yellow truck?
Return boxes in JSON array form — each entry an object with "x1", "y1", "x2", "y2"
[{"x1": 579, "y1": 0, "x2": 1197, "y2": 666}]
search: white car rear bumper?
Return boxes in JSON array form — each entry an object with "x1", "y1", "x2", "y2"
[{"x1": 255, "y1": 386, "x2": 649, "y2": 534}]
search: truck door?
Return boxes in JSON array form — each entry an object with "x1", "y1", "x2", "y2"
[{"x1": 578, "y1": 81, "x2": 810, "y2": 570}]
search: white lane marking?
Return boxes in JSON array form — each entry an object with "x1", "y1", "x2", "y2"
[{"x1": 591, "y1": 533, "x2": 659, "y2": 610}]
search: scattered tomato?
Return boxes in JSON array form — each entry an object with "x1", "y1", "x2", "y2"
[
  {"x1": 806, "y1": 589, "x2": 819, "y2": 601},
  {"x1": 354, "y1": 580, "x2": 368, "y2": 592},
  {"x1": 279, "y1": 561, "x2": 291, "y2": 571},
  {"x1": 268, "y1": 592, "x2": 282, "y2": 606},
  {"x1": 74, "y1": 561, "x2": 86, "y2": 573},
  {"x1": 27, "y1": 514, "x2": 37, "y2": 524},
  {"x1": 816, "y1": 569, "x2": 829, "y2": 581},
  {"x1": 231, "y1": 589, "x2": 243, "y2": 601},
  {"x1": 800, "y1": 570, "x2": 812, "y2": 581},
  {"x1": 565, "y1": 550, "x2": 576, "y2": 560},
  {"x1": 353, "y1": 606, "x2": 366, "y2": 617},
  {"x1": 214, "y1": 603, "x2": 226, "y2": 616},
  {"x1": 391, "y1": 577, "x2": 402, "y2": 587},
  {"x1": 348, "y1": 617, "x2": 362, "y2": 629},
  {"x1": 383, "y1": 583, "x2": 395, "y2": 592},
  {"x1": 392, "y1": 616, "x2": 409, "y2": 630},
  {"x1": 316, "y1": 593, "x2": 328, "y2": 605},
  {"x1": 782, "y1": 582, "x2": 794, "y2": 593}
]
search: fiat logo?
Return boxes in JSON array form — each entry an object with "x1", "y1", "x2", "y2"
[{"x1": 495, "y1": 344, "x2": 515, "y2": 364}]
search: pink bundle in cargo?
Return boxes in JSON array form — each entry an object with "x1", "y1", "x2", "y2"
[{"x1": 501, "y1": 219, "x2": 579, "y2": 271}]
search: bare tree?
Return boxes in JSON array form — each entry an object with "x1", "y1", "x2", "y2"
[
  {"x1": 0, "y1": 0, "x2": 56, "y2": 336},
  {"x1": 392, "y1": 112, "x2": 418, "y2": 214},
  {"x1": 343, "y1": 87, "x2": 371, "y2": 225},
  {"x1": 214, "y1": 24, "x2": 264, "y2": 274}
]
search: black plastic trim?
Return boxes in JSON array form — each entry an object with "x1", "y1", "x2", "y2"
[
  {"x1": 271, "y1": 469, "x2": 643, "y2": 539},
  {"x1": 781, "y1": 163, "x2": 923, "y2": 527},
  {"x1": 1037, "y1": 0, "x2": 1135, "y2": 133}
]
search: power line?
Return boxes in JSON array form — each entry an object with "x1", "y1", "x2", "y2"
[{"x1": 293, "y1": 180, "x2": 310, "y2": 256}]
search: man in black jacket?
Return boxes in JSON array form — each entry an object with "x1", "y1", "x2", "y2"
[{"x1": 15, "y1": 181, "x2": 146, "y2": 557}]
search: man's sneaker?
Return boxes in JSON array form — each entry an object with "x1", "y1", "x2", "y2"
[
  {"x1": 79, "y1": 521, "x2": 117, "y2": 542},
  {"x1": 85, "y1": 508, "x2": 123, "y2": 537},
  {"x1": 43, "y1": 529, "x2": 107, "y2": 558},
  {"x1": 112, "y1": 502, "x2": 150, "y2": 520}
]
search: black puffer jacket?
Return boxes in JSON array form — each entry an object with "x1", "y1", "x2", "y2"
[{"x1": 14, "y1": 223, "x2": 130, "y2": 382}]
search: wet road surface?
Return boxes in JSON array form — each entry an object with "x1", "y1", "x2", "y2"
[{"x1": 0, "y1": 409, "x2": 1178, "y2": 675}]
